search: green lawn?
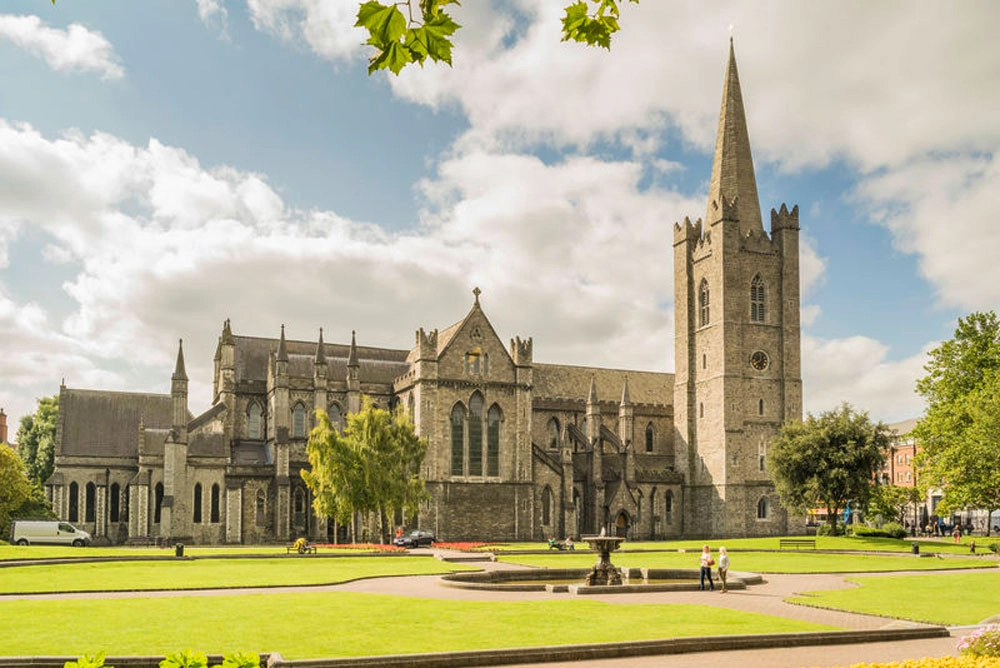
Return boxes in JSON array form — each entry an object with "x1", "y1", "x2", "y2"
[
  {"x1": 498, "y1": 550, "x2": 996, "y2": 573},
  {"x1": 0, "y1": 592, "x2": 834, "y2": 659},
  {"x1": 0, "y1": 544, "x2": 399, "y2": 560},
  {"x1": 0, "y1": 556, "x2": 475, "y2": 593},
  {"x1": 787, "y1": 570, "x2": 1000, "y2": 626}
]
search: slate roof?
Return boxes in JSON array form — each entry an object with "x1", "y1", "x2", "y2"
[
  {"x1": 232, "y1": 335, "x2": 410, "y2": 386},
  {"x1": 60, "y1": 389, "x2": 174, "y2": 458},
  {"x1": 533, "y1": 364, "x2": 673, "y2": 407}
]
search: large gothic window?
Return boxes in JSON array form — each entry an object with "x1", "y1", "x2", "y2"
[
  {"x1": 451, "y1": 403, "x2": 465, "y2": 476},
  {"x1": 85, "y1": 482, "x2": 96, "y2": 523},
  {"x1": 247, "y1": 402, "x2": 263, "y2": 439},
  {"x1": 547, "y1": 418, "x2": 560, "y2": 450},
  {"x1": 699, "y1": 279, "x2": 710, "y2": 327},
  {"x1": 487, "y1": 404, "x2": 501, "y2": 477},
  {"x1": 750, "y1": 274, "x2": 766, "y2": 323},
  {"x1": 328, "y1": 403, "x2": 343, "y2": 431},
  {"x1": 468, "y1": 393, "x2": 484, "y2": 476},
  {"x1": 292, "y1": 403, "x2": 307, "y2": 438}
]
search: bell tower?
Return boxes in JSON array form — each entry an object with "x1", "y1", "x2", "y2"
[{"x1": 673, "y1": 40, "x2": 803, "y2": 537}]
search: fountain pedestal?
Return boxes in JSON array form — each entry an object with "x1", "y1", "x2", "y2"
[{"x1": 581, "y1": 535, "x2": 626, "y2": 586}]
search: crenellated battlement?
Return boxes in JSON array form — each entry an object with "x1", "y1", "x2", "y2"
[
  {"x1": 510, "y1": 335, "x2": 533, "y2": 366},
  {"x1": 770, "y1": 203, "x2": 800, "y2": 233},
  {"x1": 415, "y1": 327, "x2": 438, "y2": 360},
  {"x1": 673, "y1": 216, "x2": 703, "y2": 244}
]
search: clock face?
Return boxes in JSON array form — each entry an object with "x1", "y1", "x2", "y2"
[{"x1": 750, "y1": 350, "x2": 769, "y2": 371}]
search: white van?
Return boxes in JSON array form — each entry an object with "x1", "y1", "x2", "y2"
[{"x1": 10, "y1": 520, "x2": 92, "y2": 547}]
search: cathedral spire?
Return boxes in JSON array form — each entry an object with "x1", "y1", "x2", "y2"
[
  {"x1": 706, "y1": 38, "x2": 763, "y2": 235},
  {"x1": 587, "y1": 376, "x2": 598, "y2": 406},
  {"x1": 172, "y1": 338, "x2": 187, "y2": 381},
  {"x1": 348, "y1": 330, "x2": 359, "y2": 368},
  {"x1": 620, "y1": 376, "x2": 631, "y2": 406}
]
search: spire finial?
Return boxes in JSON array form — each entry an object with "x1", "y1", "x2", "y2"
[
  {"x1": 348, "y1": 329, "x2": 359, "y2": 367},
  {"x1": 277, "y1": 324, "x2": 288, "y2": 362},
  {"x1": 172, "y1": 338, "x2": 188, "y2": 381},
  {"x1": 587, "y1": 376, "x2": 598, "y2": 405},
  {"x1": 315, "y1": 327, "x2": 326, "y2": 364},
  {"x1": 473, "y1": 286, "x2": 481, "y2": 305},
  {"x1": 620, "y1": 375, "x2": 632, "y2": 406}
]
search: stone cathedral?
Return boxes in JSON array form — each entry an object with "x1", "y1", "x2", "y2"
[{"x1": 45, "y1": 42, "x2": 804, "y2": 544}]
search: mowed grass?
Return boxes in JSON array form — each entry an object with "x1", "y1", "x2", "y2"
[
  {"x1": 0, "y1": 556, "x2": 475, "y2": 593},
  {"x1": 0, "y1": 544, "x2": 396, "y2": 561},
  {"x1": 788, "y1": 570, "x2": 1000, "y2": 625},
  {"x1": 498, "y1": 550, "x2": 996, "y2": 573},
  {"x1": 0, "y1": 592, "x2": 834, "y2": 659}
]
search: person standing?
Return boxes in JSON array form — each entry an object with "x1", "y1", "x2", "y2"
[
  {"x1": 699, "y1": 544, "x2": 715, "y2": 591},
  {"x1": 718, "y1": 546, "x2": 730, "y2": 593}
]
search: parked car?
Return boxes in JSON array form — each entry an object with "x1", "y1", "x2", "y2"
[
  {"x1": 10, "y1": 520, "x2": 92, "y2": 546},
  {"x1": 394, "y1": 530, "x2": 435, "y2": 548}
]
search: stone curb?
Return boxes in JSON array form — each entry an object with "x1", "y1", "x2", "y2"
[{"x1": 0, "y1": 628, "x2": 947, "y2": 668}]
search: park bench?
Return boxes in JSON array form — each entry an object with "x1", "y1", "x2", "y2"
[
  {"x1": 779, "y1": 538, "x2": 816, "y2": 550},
  {"x1": 286, "y1": 543, "x2": 317, "y2": 554}
]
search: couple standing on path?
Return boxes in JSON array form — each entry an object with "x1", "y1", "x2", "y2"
[{"x1": 699, "y1": 545, "x2": 729, "y2": 592}]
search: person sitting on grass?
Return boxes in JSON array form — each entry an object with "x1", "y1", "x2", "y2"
[{"x1": 548, "y1": 537, "x2": 565, "y2": 550}]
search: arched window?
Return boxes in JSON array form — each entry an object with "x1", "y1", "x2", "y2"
[
  {"x1": 154, "y1": 483, "x2": 164, "y2": 524},
  {"x1": 328, "y1": 403, "x2": 343, "y2": 431},
  {"x1": 407, "y1": 394, "x2": 414, "y2": 421},
  {"x1": 85, "y1": 482, "x2": 96, "y2": 523},
  {"x1": 547, "y1": 418, "x2": 560, "y2": 450},
  {"x1": 294, "y1": 488, "x2": 305, "y2": 525},
  {"x1": 247, "y1": 402, "x2": 263, "y2": 439},
  {"x1": 451, "y1": 403, "x2": 465, "y2": 476},
  {"x1": 68, "y1": 481, "x2": 79, "y2": 522},
  {"x1": 645, "y1": 423, "x2": 654, "y2": 453},
  {"x1": 468, "y1": 393, "x2": 484, "y2": 477},
  {"x1": 210, "y1": 483, "x2": 221, "y2": 523},
  {"x1": 193, "y1": 483, "x2": 203, "y2": 523},
  {"x1": 665, "y1": 491, "x2": 674, "y2": 524},
  {"x1": 487, "y1": 404, "x2": 501, "y2": 477},
  {"x1": 292, "y1": 403, "x2": 306, "y2": 438},
  {"x1": 698, "y1": 279, "x2": 710, "y2": 327},
  {"x1": 542, "y1": 487, "x2": 552, "y2": 525},
  {"x1": 109, "y1": 482, "x2": 121, "y2": 523},
  {"x1": 750, "y1": 274, "x2": 766, "y2": 323},
  {"x1": 255, "y1": 490, "x2": 266, "y2": 526},
  {"x1": 757, "y1": 496, "x2": 770, "y2": 520}
]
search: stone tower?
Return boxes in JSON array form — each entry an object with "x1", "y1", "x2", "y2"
[{"x1": 673, "y1": 40, "x2": 803, "y2": 537}]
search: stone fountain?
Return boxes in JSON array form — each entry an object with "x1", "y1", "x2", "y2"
[{"x1": 581, "y1": 535, "x2": 626, "y2": 585}]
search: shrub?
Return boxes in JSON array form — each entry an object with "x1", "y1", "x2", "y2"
[
  {"x1": 816, "y1": 523, "x2": 844, "y2": 536},
  {"x1": 958, "y1": 625, "x2": 1000, "y2": 658},
  {"x1": 851, "y1": 523, "x2": 906, "y2": 539},
  {"x1": 64, "y1": 654, "x2": 109, "y2": 668},
  {"x1": 989, "y1": 542, "x2": 999, "y2": 554}
]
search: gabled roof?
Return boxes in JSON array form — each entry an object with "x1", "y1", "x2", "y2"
[
  {"x1": 431, "y1": 289, "x2": 515, "y2": 366},
  {"x1": 60, "y1": 388, "x2": 174, "y2": 458}
]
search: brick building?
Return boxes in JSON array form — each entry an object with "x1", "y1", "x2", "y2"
[{"x1": 45, "y1": 41, "x2": 804, "y2": 544}]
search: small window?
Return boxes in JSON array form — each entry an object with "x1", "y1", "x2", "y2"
[
  {"x1": 292, "y1": 403, "x2": 306, "y2": 438},
  {"x1": 699, "y1": 279, "x2": 710, "y2": 327},
  {"x1": 109, "y1": 482, "x2": 121, "y2": 523},
  {"x1": 758, "y1": 398, "x2": 764, "y2": 416},
  {"x1": 193, "y1": 483, "x2": 203, "y2": 523},
  {"x1": 68, "y1": 481, "x2": 79, "y2": 522},
  {"x1": 699, "y1": 402, "x2": 704, "y2": 418},
  {"x1": 757, "y1": 496, "x2": 770, "y2": 520},
  {"x1": 702, "y1": 354, "x2": 706, "y2": 370},
  {"x1": 750, "y1": 275, "x2": 766, "y2": 323},
  {"x1": 665, "y1": 491, "x2": 674, "y2": 524},
  {"x1": 210, "y1": 484, "x2": 221, "y2": 523},
  {"x1": 645, "y1": 423, "x2": 654, "y2": 452},
  {"x1": 547, "y1": 418, "x2": 560, "y2": 450}
]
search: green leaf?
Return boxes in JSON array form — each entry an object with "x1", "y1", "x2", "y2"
[
  {"x1": 368, "y1": 41, "x2": 415, "y2": 75},
  {"x1": 220, "y1": 652, "x2": 260, "y2": 668},
  {"x1": 355, "y1": 1, "x2": 407, "y2": 47},
  {"x1": 405, "y1": 14, "x2": 461, "y2": 65}
]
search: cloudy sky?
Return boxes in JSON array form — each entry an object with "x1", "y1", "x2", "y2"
[{"x1": 1, "y1": 1, "x2": 998, "y2": 435}]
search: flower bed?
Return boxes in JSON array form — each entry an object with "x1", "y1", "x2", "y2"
[
  {"x1": 845, "y1": 659, "x2": 1000, "y2": 668},
  {"x1": 432, "y1": 541, "x2": 498, "y2": 552},
  {"x1": 312, "y1": 543, "x2": 407, "y2": 553}
]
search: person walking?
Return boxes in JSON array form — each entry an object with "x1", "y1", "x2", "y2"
[
  {"x1": 718, "y1": 546, "x2": 730, "y2": 593},
  {"x1": 699, "y1": 544, "x2": 715, "y2": 591}
]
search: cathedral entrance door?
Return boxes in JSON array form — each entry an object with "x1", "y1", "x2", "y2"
[{"x1": 615, "y1": 511, "x2": 629, "y2": 538}]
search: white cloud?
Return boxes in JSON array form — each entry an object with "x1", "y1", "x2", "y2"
[
  {"x1": 245, "y1": 0, "x2": 365, "y2": 62},
  {"x1": 802, "y1": 334, "x2": 929, "y2": 422},
  {"x1": 0, "y1": 14, "x2": 124, "y2": 80},
  {"x1": 195, "y1": 0, "x2": 230, "y2": 38}
]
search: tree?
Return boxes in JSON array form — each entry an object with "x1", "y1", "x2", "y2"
[
  {"x1": 768, "y1": 403, "x2": 890, "y2": 533},
  {"x1": 15, "y1": 395, "x2": 59, "y2": 485},
  {"x1": 868, "y1": 482, "x2": 923, "y2": 528},
  {"x1": 913, "y1": 311, "x2": 1000, "y2": 537},
  {"x1": 302, "y1": 396, "x2": 428, "y2": 543},
  {"x1": 354, "y1": 0, "x2": 640, "y2": 74},
  {"x1": 1, "y1": 443, "x2": 34, "y2": 539}
]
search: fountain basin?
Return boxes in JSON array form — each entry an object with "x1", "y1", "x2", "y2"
[{"x1": 441, "y1": 568, "x2": 762, "y2": 594}]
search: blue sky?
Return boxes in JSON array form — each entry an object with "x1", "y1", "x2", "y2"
[{"x1": 1, "y1": 1, "x2": 998, "y2": 434}]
